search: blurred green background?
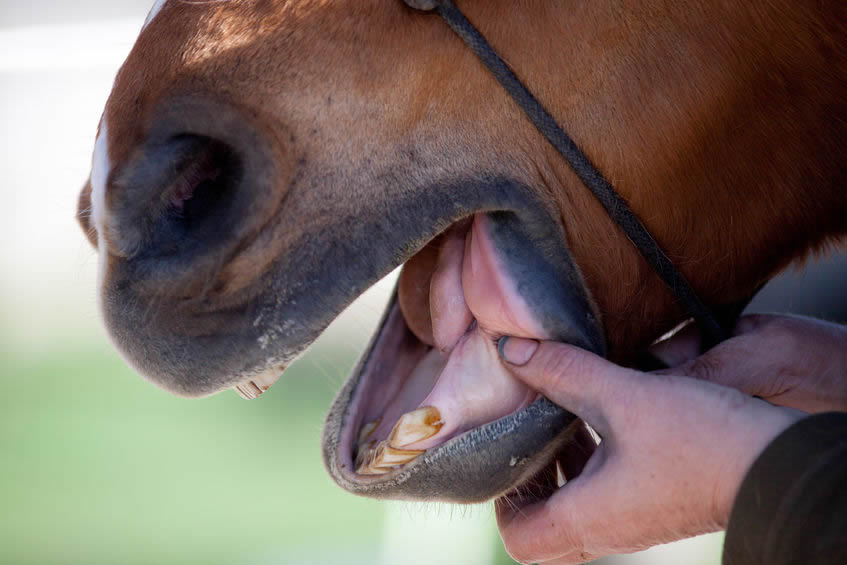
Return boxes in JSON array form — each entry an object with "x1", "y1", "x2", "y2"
[
  {"x1": 0, "y1": 4, "x2": 531, "y2": 563},
  {"x1": 2, "y1": 2, "x2": 844, "y2": 564}
]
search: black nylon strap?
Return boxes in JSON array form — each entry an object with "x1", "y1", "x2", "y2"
[{"x1": 411, "y1": 0, "x2": 729, "y2": 345}]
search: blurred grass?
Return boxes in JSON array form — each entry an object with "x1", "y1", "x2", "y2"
[
  {"x1": 0, "y1": 329, "x2": 519, "y2": 565},
  {"x1": 0, "y1": 337, "x2": 388, "y2": 565}
]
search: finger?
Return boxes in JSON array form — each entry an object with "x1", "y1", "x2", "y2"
[
  {"x1": 647, "y1": 320, "x2": 702, "y2": 367},
  {"x1": 496, "y1": 420, "x2": 595, "y2": 515},
  {"x1": 658, "y1": 340, "x2": 780, "y2": 398},
  {"x1": 497, "y1": 454, "x2": 611, "y2": 565},
  {"x1": 497, "y1": 486, "x2": 582, "y2": 563},
  {"x1": 546, "y1": 551, "x2": 598, "y2": 565},
  {"x1": 511, "y1": 548, "x2": 596, "y2": 565},
  {"x1": 498, "y1": 338, "x2": 636, "y2": 436},
  {"x1": 495, "y1": 425, "x2": 601, "y2": 537},
  {"x1": 650, "y1": 313, "x2": 786, "y2": 373},
  {"x1": 504, "y1": 459, "x2": 561, "y2": 509}
]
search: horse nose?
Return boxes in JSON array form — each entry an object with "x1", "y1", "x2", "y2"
[
  {"x1": 93, "y1": 101, "x2": 288, "y2": 396},
  {"x1": 106, "y1": 134, "x2": 243, "y2": 262}
]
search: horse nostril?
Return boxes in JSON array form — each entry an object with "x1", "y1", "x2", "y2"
[
  {"x1": 147, "y1": 135, "x2": 242, "y2": 256},
  {"x1": 108, "y1": 134, "x2": 243, "y2": 260}
]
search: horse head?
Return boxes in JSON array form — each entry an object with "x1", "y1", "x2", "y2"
[{"x1": 77, "y1": 0, "x2": 845, "y2": 502}]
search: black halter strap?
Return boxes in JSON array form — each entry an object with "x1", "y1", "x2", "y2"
[{"x1": 404, "y1": 0, "x2": 731, "y2": 347}]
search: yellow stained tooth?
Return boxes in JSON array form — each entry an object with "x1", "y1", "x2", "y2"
[
  {"x1": 354, "y1": 441, "x2": 372, "y2": 470},
  {"x1": 358, "y1": 465, "x2": 389, "y2": 475},
  {"x1": 388, "y1": 407, "x2": 443, "y2": 449},
  {"x1": 357, "y1": 465, "x2": 389, "y2": 476},
  {"x1": 372, "y1": 441, "x2": 424, "y2": 468},
  {"x1": 357, "y1": 418, "x2": 381, "y2": 447},
  {"x1": 355, "y1": 409, "x2": 437, "y2": 475},
  {"x1": 234, "y1": 381, "x2": 263, "y2": 400},
  {"x1": 356, "y1": 446, "x2": 388, "y2": 475}
]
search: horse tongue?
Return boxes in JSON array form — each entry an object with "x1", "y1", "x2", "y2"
[
  {"x1": 392, "y1": 327, "x2": 536, "y2": 450},
  {"x1": 392, "y1": 214, "x2": 546, "y2": 451},
  {"x1": 429, "y1": 223, "x2": 474, "y2": 352}
]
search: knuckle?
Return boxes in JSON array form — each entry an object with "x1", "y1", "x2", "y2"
[
  {"x1": 746, "y1": 314, "x2": 801, "y2": 345},
  {"x1": 758, "y1": 315, "x2": 792, "y2": 337},
  {"x1": 759, "y1": 319, "x2": 804, "y2": 359},
  {"x1": 734, "y1": 313, "x2": 773, "y2": 334},
  {"x1": 683, "y1": 354, "x2": 722, "y2": 383}
]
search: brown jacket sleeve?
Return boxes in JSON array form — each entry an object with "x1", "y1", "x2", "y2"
[{"x1": 723, "y1": 412, "x2": 847, "y2": 565}]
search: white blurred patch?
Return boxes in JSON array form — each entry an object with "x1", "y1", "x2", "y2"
[
  {"x1": 0, "y1": 18, "x2": 139, "y2": 350},
  {"x1": 89, "y1": 119, "x2": 111, "y2": 290},
  {"x1": 143, "y1": 0, "x2": 169, "y2": 30},
  {"x1": 0, "y1": 20, "x2": 142, "y2": 72},
  {"x1": 90, "y1": 119, "x2": 110, "y2": 245},
  {"x1": 381, "y1": 503, "x2": 495, "y2": 565},
  {"x1": 595, "y1": 533, "x2": 724, "y2": 564}
]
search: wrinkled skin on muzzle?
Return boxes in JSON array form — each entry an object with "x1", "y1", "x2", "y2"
[{"x1": 77, "y1": 1, "x2": 846, "y2": 502}]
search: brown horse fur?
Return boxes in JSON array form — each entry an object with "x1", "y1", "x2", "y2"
[
  {"x1": 78, "y1": 0, "x2": 845, "y2": 362},
  {"x1": 76, "y1": 1, "x2": 845, "y2": 502}
]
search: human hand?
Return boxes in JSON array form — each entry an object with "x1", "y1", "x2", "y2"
[
  {"x1": 650, "y1": 314, "x2": 847, "y2": 414},
  {"x1": 494, "y1": 337, "x2": 804, "y2": 564}
]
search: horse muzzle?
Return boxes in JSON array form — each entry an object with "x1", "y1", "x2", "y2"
[{"x1": 87, "y1": 94, "x2": 605, "y2": 502}]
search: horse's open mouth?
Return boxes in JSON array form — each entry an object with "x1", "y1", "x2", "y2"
[
  {"x1": 348, "y1": 217, "x2": 543, "y2": 469},
  {"x1": 319, "y1": 212, "x2": 606, "y2": 502},
  {"x1": 93, "y1": 96, "x2": 606, "y2": 502},
  {"x1": 211, "y1": 200, "x2": 603, "y2": 501}
]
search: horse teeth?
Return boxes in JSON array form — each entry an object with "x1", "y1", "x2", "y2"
[
  {"x1": 355, "y1": 440, "x2": 424, "y2": 475},
  {"x1": 388, "y1": 406, "x2": 443, "y2": 448},
  {"x1": 354, "y1": 442, "x2": 371, "y2": 470},
  {"x1": 357, "y1": 464, "x2": 389, "y2": 475},
  {"x1": 232, "y1": 366, "x2": 284, "y2": 399},
  {"x1": 357, "y1": 418, "x2": 381, "y2": 446},
  {"x1": 354, "y1": 408, "x2": 438, "y2": 476},
  {"x1": 234, "y1": 381, "x2": 264, "y2": 400},
  {"x1": 372, "y1": 441, "x2": 424, "y2": 468},
  {"x1": 356, "y1": 445, "x2": 391, "y2": 475}
]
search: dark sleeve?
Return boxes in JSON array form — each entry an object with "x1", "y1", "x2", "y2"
[{"x1": 723, "y1": 412, "x2": 847, "y2": 565}]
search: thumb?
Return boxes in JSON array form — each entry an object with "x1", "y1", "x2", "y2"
[{"x1": 498, "y1": 337, "x2": 635, "y2": 438}]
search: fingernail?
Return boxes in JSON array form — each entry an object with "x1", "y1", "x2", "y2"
[{"x1": 498, "y1": 337, "x2": 539, "y2": 366}]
